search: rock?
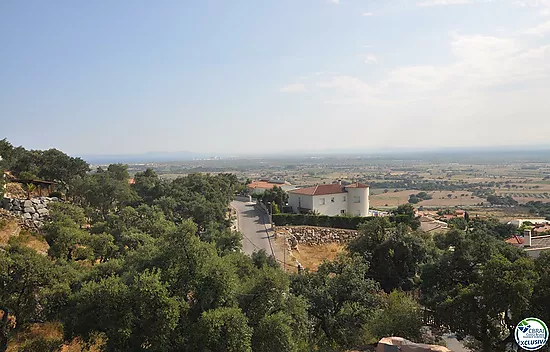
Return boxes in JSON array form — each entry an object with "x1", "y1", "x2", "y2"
[
  {"x1": 13, "y1": 205, "x2": 22, "y2": 211},
  {"x1": 31, "y1": 198, "x2": 41, "y2": 204},
  {"x1": 37, "y1": 208, "x2": 49, "y2": 216},
  {"x1": 24, "y1": 207, "x2": 36, "y2": 214},
  {"x1": 23, "y1": 213, "x2": 32, "y2": 219},
  {"x1": 4, "y1": 203, "x2": 13, "y2": 211},
  {"x1": 32, "y1": 213, "x2": 40, "y2": 220},
  {"x1": 50, "y1": 197, "x2": 59, "y2": 202},
  {"x1": 34, "y1": 220, "x2": 44, "y2": 228},
  {"x1": 24, "y1": 200, "x2": 33, "y2": 208},
  {"x1": 35, "y1": 203, "x2": 45, "y2": 210},
  {"x1": 2, "y1": 198, "x2": 11, "y2": 209}
]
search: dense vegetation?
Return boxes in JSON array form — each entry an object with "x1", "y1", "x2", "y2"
[{"x1": 1, "y1": 140, "x2": 550, "y2": 352}]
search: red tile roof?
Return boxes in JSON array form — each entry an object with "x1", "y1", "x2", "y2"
[
  {"x1": 289, "y1": 184, "x2": 347, "y2": 196},
  {"x1": 505, "y1": 236, "x2": 524, "y2": 245},
  {"x1": 345, "y1": 182, "x2": 369, "y2": 188}
]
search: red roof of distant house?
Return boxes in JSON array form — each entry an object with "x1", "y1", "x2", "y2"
[
  {"x1": 533, "y1": 224, "x2": 550, "y2": 234},
  {"x1": 289, "y1": 184, "x2": 347, "y2": 196},
  {"x1": 344, "y1": 182, "x2": 369, "y2": 188},
  {"x1": 505, "y1": 236, "x2": 524, "y2": 245}
]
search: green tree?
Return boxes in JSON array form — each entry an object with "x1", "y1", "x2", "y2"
[
  {"x1": 349, "y1": 220, "x2": 430, "y2": 292},
  {"x1": 195, "y1": 307, "x2": 252, "y2": 352},
  {"x1": 252, "y1": 312, "x2": 298, "y2": 352},
  {"x1": 366, "y1": 291, "x2": 423, "y2": 342},
  {"x1": 290, "y1": 255, "x2": 381, "y2": 348},
  {"x1": 421, "y1": 230, "x2": 536, "y2": 351},
  {"x1": 392, "y1": 204, "x2": 420, "y2": 230}
]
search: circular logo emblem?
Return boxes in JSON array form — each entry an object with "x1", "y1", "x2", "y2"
[{"x1": 515, "y1": 317, "x2": 548, "y2": 351}]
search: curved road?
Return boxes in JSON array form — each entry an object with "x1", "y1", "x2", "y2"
[{"x1": 231, "y1": 200, "x2": 276, "y2": 257}]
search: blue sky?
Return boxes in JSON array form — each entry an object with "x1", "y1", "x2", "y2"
[{"x1": 2, "y1": 0, "x2": 550, "y2": 156}]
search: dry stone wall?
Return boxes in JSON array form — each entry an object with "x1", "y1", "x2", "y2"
[
  {"x1": 276, "y1": 226, "x2": 359, "y2": 247},
  {"x1": 1, "y1": 197, "x2": 59, "y2": 229}
]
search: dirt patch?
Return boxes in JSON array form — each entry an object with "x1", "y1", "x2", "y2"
[
  {"x1": 9, "y1": 229, "x2": 49, "y2": 254},
  {"x1": 370, "y1": 190, "x2": 419, "y2": 208},
  {"x1": 291, "y1": 243, "x2": 345, "y2": 271},
  {"x1": 0, "y1": 217, "x2": 20, "y2": 247},
  {"x1": 370, "y1": 190, "x2": 484, "y2": 208}
]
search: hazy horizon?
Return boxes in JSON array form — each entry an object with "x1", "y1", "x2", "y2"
[{"x1": 2, "y1": 0, "x2": 550, "y2": 155}]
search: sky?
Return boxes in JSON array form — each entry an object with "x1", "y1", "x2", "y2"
[{"x1": 1, "y1": 0, "x2": 550, "y2": 156}]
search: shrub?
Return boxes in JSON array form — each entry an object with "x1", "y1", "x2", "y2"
[{"x1": 272, "y1": 214, "x2": 374, "y2": 229}]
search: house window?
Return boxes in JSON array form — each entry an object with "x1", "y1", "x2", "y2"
[
  {"x1": 331, "y1": 197, "x2": 335, "y2": 203},
  {"x1": 319, "y1": 198, "x2": 325, "y2": 205},
  {"x1": 353, "y1": 196, "x2": 361, "y2": 203},
  {"x1": 343, "y1": 196, "x2": 346, "y2": 202},
  {"x1": 341, "y1": 210, "x2": 346, "y2": 214}
]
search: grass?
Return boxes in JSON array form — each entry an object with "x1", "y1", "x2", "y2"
[
  {"x1": 7, "y1": 322, "x2": 105, "y2": 352},
  {"x1": 291, "y1": 242, "x2": 345, "y2": 271},
  {"x1": 8, "y1": 229, "x2": 49, "y2": 254}
]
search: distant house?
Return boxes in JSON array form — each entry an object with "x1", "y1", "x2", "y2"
[
  {"x1": 247, "y1": 180, "x2": 297, "y2": 195},
  {"x1": 288, "y1": 182, "x2": 369, "y2": 216},
  {"x1": 508, "y1": 218, "x2": 550, "y2": 228},
  {"x1": 419, "y1": 215, "x2": 449, "y2": 233},
  {"x1": 505, "y1": 230, "x2": 550, "y2": 258}
]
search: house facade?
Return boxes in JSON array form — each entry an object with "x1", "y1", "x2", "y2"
[{"x1": 288, "y1": 182, "x2": 369, "y2": 216}]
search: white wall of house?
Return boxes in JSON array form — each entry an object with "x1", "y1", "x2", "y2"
[
  {"x1": 345, "y1": 187, "x2": 369, "y2": 216},
  {"x1": 311, "y1": 193, "x2": 348, "y2": 216},
  {"x1": 288, "y1": 187, "x2": 370, "y2": 216},
  {"x1": 288, "y1": 193, "x2": 314, "y2": 213}
]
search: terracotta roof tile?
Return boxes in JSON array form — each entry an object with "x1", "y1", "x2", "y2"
[
  {"x1": 505, "y1": 236, "x2": 524, "y2": 245},
  {"x1": 289, "y1": 184, "x2": 347, "y2": 196}
]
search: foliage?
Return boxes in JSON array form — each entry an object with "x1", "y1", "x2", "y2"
[
  {"x1": 366, "y1": 291, "x2": 424, "y2": 342},
  {"x1": 349, "y1": 219, "x2": 432, "y2": 292},
  {"x1": 392, "y1": 204, "x2": 421, "y2": 230},
  {"x1": 196, "y1": 307, "x2": 252, "y2": 352},
  {"x1": 290, "y1": 255, "x2": 381, "y2": 348},
  {"x1": 408, "y1": 191, "x2": 432, "y2": 204},
  {"x1": 272, "y1": 213, "x2": 374, "y2": 229},
  {"x1": 421, "y1": 229, "x2": 536, "y2": 351},
  {"x1": 258, "y1": 186, "x2": 288, "y2": 211}
]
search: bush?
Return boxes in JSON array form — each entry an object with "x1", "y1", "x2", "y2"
[
  {"x1": 48, "y1": 191, "x2": 63, "y2": 199},
  {"x1": 272, "y1": 214, "x2": 374, "y2": 229},
  {"x1": 18, "y1": 337, "x2": 63, "y2": 352}
]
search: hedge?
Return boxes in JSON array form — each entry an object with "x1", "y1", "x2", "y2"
[{"x1": 272, "y1": 214, "x2": 375, "y2": 230}]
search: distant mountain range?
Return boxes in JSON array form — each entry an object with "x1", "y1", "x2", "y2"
[
  {"x1": 79, "y1": 144, "x2": 550, "y2": 164},
  {"x1": 81, "y1": 151, "x2": 207, "y2": 164}
]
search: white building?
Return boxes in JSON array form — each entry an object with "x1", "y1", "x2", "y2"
[{"x1": 288, "y1": 182, "x2": 369, "y2": 216}]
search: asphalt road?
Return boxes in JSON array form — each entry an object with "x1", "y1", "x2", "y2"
[{"x1": 231, "y1": 200, "x2": 275, "y2": 257}]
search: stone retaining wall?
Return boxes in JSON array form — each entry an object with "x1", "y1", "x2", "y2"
[
  {"x1": 275, "y1": 225, "x2": 359, "y2": 246},
  {"x1": 1, "y1": 197, "x2": 59, "y2": 229}
]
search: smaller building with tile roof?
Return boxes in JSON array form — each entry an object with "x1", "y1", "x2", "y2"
[{"x1": 288, "y1": 182, "x2": 370, "y2": 216}]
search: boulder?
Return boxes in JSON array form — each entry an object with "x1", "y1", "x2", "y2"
[
  {"x1": 31, "y1": 198, "x2": 41, "y2": 204},
  {"x1": 13, "y1": 204, "x2": 22, "y2": 211},
  {"x1": 24, "y1": 207, "x2": 36, "y2": 214},
  {"x1": 2, "y1": 198, "x2": 11, "y2": 209},
  {"x1": 37, "y1": 208, "x2": 49, "y2": 216},
  {"x1": 23, "y1": 213, "x2": 32, "y2": 219},
  {"x1": 24, "y1": 200, "x2": 33, "y2": 208},
  {"x1": 32, "y1": 213, "x2": 40, "y2": 220},
  {"x1": 35, "y1": 203, "x2": 45, "y2": 210}
]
